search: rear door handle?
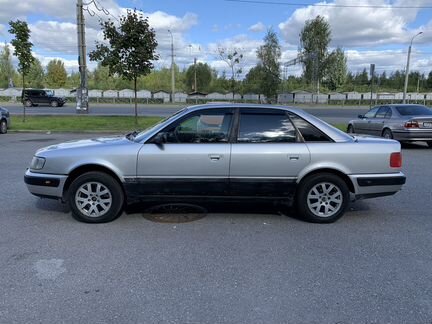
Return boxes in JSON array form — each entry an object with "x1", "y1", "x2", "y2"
[
  {"x1": 209, "y1": 154, "x2": 222, "y2": 161},
  {"x1": 289, "y1": 156, "x2": 299, "y2": 161}
]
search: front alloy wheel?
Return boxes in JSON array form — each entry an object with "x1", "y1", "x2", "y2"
[
  {"x1": 68, "y1": 171, "x2": 124, "y2": 223},
  {"x1": 297, "y1": 173, "x2": 350, "y2": 223},
  {"x1": 0, "y1": 120, "x2": 7, "y2": 134},
  {"x1": 50, "y1": 100, "x2": 59, "y2": 107}
]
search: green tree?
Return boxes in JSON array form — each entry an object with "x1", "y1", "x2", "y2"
[
  {"x1": 256, "y1": 28, "x2": 281, "y2": 102},
  {"x1": 9, "y1": 20, "x2": 35, "y2": 122},
  {"x1": 46, "y1": 59, "x2": 67, "y2": 88},
  {"x1": 218, "y1": 48, "x2": 243, "y2": 98},
  {"x1": 325, "y1": 47, "x2": 347, "y2": 91},
  {"x1": 0, "y1": 44, "x2": 16, "y2": 88},
  {"x1": 244, "y1": 65, "x2": 265, "y2": 94},
  {"x1": 90, "y1": 9, "x2": 159, "y2": 124},
  {"x1": 299, "y1": 15, "x2": 331, "y2": 90},
  {"x1": 185, "y1": 62, "x2": 212, "y2": 92},
  {"x1": 26, "y1": 58, "x2": 45, "y2": 88}
]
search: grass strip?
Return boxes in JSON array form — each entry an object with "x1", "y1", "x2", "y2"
[{"x1": 10, "y1": 115, "x2": 163, "y2": 132}]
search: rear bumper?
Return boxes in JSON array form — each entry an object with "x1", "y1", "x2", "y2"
[
  {"x1": 349, "y1": 172, "x2": 406, "y2": 200},
  {"x1": 393, "y1": 130, "x2": 432, "y2": 141},
  {"x1": 24, "y1": 169, "x2": 67, "y2": 199}
]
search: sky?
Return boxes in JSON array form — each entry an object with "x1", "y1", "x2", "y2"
[{"x1": 0, "y1": 0, "x2": 431, "y2": 78}]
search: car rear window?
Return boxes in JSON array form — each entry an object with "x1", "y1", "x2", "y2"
[{"x1": 395, "y1": 105, "x2": 432, "y2": 116}]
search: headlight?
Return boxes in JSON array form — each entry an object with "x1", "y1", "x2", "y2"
[{"x1": 30, "y1": 156, "x2": 46, "y2": 170}]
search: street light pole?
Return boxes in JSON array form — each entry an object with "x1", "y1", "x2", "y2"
[
  {"x1": 168, "y1": 29, "x2": 175, "y2": 103},
  {"x1": 403, "y1": 31, "x2": 423, "y2": 104}
]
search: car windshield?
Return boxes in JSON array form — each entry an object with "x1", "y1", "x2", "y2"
[
  {"x1": 132, "y1": 108, "x2": 187, "y2": 141},
  {"x1": 395, "y1": 105, "x2": 432, "y2": 116}
]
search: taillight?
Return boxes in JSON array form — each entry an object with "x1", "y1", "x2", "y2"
[
  {"x1": 390, "y1": 152, "x2": 402, "y2": 168},
  {"x1": 404, "y1": 120, "x2": 419, "y2": 128}
]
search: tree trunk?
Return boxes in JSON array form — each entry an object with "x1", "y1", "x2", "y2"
[
  {"x1": 22, "y1": 74, "x2": 26, "y2": 123},
  {"x1": 134, "y1": 77, "x2": 138, "y2": 125}
]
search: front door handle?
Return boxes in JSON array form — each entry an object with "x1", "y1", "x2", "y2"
[
  {"x1": 289, "y1": 156, "x2": 299, "y2": 161},
  {"x1": 209, "y1": 154, "x2": 222, "y2": 161}
]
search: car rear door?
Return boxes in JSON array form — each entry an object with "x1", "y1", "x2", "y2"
[
  {"x1": 229, "y1": 108, "x2": 310, "y2": 198},
  {"x1": 135, "y1": 108, "x2": 233, "y2": 196}
]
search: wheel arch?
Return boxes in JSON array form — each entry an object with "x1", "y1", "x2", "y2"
[
  {"x1": 63, "y1": 164, "x2": 125, "y2": 201},
  {"x1": 297, "y1": 168, "x2": 355, "y2": 194}
]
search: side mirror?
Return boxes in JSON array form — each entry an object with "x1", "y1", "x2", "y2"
[
  {"x1": 152, "y1": 132, "x2": 167, "y2": 145},
  {"x1": 358, "y1": 114, "x2": 365, "y2": 119}
]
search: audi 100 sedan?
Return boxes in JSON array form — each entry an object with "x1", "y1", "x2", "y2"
[
  {"x1": 347, "y1": 104, "x2": 432, "y2": 147},
  {"x1": 25, "y1": 104, "x2": 406, "y2": 223}
]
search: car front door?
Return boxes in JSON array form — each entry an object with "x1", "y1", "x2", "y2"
[
  {"x1": 370, "y1": 106, "x2": 390, "y2": 136},
  {"x1": 229, "y1": 108, "x2": 310, "y2": 198},
  {"x1": 355, "y1": 107, "x2": 379, "y2": 134},
  {"x1": 135, "y1": 108, "x2": 233, "y2": 197}
]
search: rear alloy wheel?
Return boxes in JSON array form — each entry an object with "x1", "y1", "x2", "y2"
[
  {"x1": 50, "y1": 100, "x2": 59, "y2": 107},
  {"x1": 347, "y1": 124, "x2": 355, "y2": 133},
  {"x1": 382, "y1": 129, "x2": 393, "y2": 139},
  {"x1": 24, "y1": 100, "x2": 33, "y2": 107},
  {"x1": 68, "y1": 172, "x2": 124, "y2": 223},
  {"x1": 297, "y1": 173, "x2": 350, "y2": 223},
  {"x1": 0, "y1": 120, "x2": 7, "y2": 134}
]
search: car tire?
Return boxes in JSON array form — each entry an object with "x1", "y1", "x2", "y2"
[
  {"x1": 68, "y1": 171, "x2": 124, "y2": 223},
  {"x1": 0, "y1": 119, "x2": 7, "y2": 134},
  {"x1": 427, "y1": 141, "x2": 432, "y2": 148},
  {"x1": 382, "y1": 129, "x2": 393, "y2": 139},
  {"x1": 296, "y1": 173, "x2": 350, "y2": 223},
  {"x1": 24, "y1": 100, "x2": 33, "y2": 107},
  {"x1": 50, "y1": 100, "x2": 59, "y2": 107},
  {"x1": 347, "y1": 124, "x2": 355, "y2": 133}
]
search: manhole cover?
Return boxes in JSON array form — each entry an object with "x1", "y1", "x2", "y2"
[{"x1": 142, "y1": 203, "x2": 207, "y2": 223}]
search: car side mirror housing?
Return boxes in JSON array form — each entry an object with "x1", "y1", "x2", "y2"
[
  {"x1": 358, "y1": 114, "x2": 365, "y2": 119},
  {"x1": 152, "y1": 132, "x2": 167, "y2": 145}
]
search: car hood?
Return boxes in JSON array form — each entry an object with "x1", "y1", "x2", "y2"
[{"x1": 36, "y1": 136, "x2": 130, "y2": 153}]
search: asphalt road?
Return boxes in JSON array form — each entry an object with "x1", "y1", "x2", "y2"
[
  {"x1": 1, "y1": 103, "x2": 368, "y2": 124},
  {"x1": 1, "y1": 132, "x2": 431, "y2": 323}
]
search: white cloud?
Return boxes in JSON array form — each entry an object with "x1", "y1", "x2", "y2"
[
  {"x1": 278, "y1": 0, "x2": 431, "y2": 47},
  {"x1": 249, "y1": 22, "x2": 266, "y2": 33}
]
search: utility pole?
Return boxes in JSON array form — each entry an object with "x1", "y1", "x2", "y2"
[
  {"x1": 403, "y1": 31, "x2": 423, "y2": 104},
  {"x1": 168, "y1": 30, "x2": 175, "y2": 103},
  {"x1": 194, "y1": 57, "x2": 197, "y2": 92},
  {"x1": 76, "y1": 0, "x2": 89, "y2": 113},
  {"x1": 370, "y1": 63, "x2": 375, "y2": 108}
]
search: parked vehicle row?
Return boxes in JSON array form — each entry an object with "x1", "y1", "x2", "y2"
[
  {"x1": 348, "y1": 104, "x2": 432, "y2": 147},
  {"x1": 25, "y1": 104, "x2": 406, "y2": 224}
]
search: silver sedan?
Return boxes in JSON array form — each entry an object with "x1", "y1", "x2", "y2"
[
  {"x1": 24, "y1": 104, "x2": 406, "y2": 224},
  {"x1": 348, "y1": 104, "x2": 432, "y2": 147}
]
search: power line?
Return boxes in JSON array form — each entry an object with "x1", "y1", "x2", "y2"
[{"x1": 224, "y1": 0, "x2": 432, "y2": 9}]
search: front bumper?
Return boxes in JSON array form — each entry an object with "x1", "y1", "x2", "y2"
[
  {"x1": 349, "y1": 172, "x2": 406, "y2": 200},
  {"x1": 24, "y1": 169, "x2": 68, "y2": 199}
]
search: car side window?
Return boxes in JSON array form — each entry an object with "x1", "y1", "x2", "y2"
[
  {"x1": 237, "y1": 111, "x2": 297, "y2": 143},
  {"x1": 288, "y1": 113, "x2": 331, "y2": 142},
  {"x1": 365, "y1": 107, "x2": 379, "y2": 118},
  {"x1": 163, "y1": 110, "x2": 233, "y2": 143},
  {"x1": 385, "y1": 108, "x2": 392, "y2": 119},
  {"x1": 375, "y1": 107, "x2": 389, "y2": 118}
]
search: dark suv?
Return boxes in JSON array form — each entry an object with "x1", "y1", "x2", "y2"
[
  {"x1": 0, "y1": 106, "x2": 10, "y2": 134},
  {"x1": 22, "y1": 89, "x2": 66, "y2": 107}
]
